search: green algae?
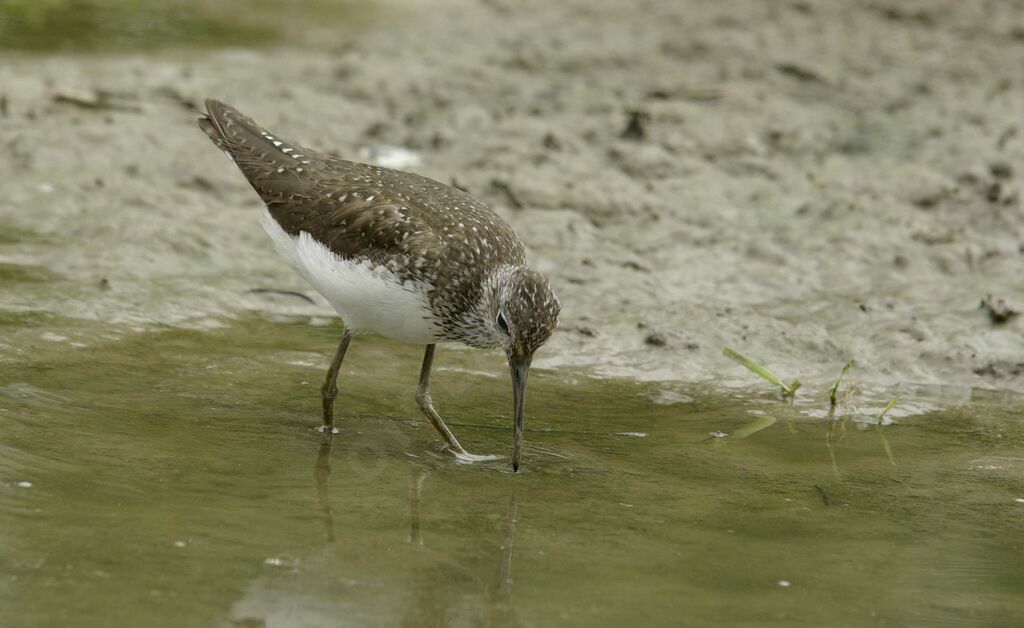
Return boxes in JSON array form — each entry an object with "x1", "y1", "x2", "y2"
[
  {"x1": 0, "y1": 0, "x2": 368, "y2": 53},
  {"x1": 0, "y1": 0, "x2": 270, "y2": 52}
]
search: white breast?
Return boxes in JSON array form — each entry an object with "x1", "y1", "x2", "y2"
[{"x1": 259, "y1": 207, "x2": 440, "y2": 344}]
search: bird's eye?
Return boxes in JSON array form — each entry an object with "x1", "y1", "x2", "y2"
[{"x1": 496, "y1": 313, "x2": 509, "y2": 334}]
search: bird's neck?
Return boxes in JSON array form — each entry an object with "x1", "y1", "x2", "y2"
[{"x1": 447, "y1": 264, "x2": 523, "y2": 349}]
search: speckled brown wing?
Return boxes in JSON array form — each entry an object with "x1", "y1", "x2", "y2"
[{"x1": 199, "y1": 99, "x2": 526, "y2": 295}]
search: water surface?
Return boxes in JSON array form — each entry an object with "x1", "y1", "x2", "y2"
[{"x1": 1, "y1": 316, "x2": 1022, "y2": 627}]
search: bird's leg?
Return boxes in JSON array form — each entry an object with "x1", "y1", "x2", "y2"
[
  {"x1": 320, "y1": 329, "x2": 352, "y2": 433},
  {"x1": 415, "y1": 344, "x2": 469, "y2": 455}
]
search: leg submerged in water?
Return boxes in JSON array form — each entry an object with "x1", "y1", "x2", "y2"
[
  {"x1": 415, "y1": 344, "x2": 468, "y2": 454},
  {"x1": 320, "y1": 329, "x2": 352, "y2": 433},
  {"x1": 415, "y1": 344, "x2": 499, "y2": 462}
]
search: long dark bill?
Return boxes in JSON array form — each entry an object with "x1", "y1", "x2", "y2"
[{"x1": 509, "y1": 354, "x2": 532, "y2": 472}]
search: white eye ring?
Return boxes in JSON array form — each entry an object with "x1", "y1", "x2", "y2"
[{"x1": 496, "y1": 313, "x2": 509, "y2": 334}]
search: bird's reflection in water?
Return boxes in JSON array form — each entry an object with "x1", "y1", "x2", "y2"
[
  {"x1": 486, "y1": 496, "x2": 521, "y2": 627},
  {"x1": 264, "y1": 437, "x2": 526, "y2": 628},
  {"x1": 398, "y1": 463, "x2": 524, "y2": 628},
  {"x1": 408, "y1": 467, "x2": 427, "y2": 546},
  {"x1": 314, "y1": 432, "x2": 335, "y2": 543}
]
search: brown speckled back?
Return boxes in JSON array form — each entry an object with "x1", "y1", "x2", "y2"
[{"x1": 200, "y1": 99, "x2": 557, "y2": 350}]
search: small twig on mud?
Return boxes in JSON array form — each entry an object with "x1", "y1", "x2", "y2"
[{"x1": 247, "y1": 288, "x2": 315, "y2": 304}]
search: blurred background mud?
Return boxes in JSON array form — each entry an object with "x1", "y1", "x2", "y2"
[{"x1": 2, "y1": 0, "x2": 1023, "y2": 393}]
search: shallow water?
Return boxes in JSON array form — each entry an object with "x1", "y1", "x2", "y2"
[{"x1": 1, "y1": 316, "x2": 1022, "y2": 627}]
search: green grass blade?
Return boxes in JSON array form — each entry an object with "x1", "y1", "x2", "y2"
[
  {"x1": 722, "y1": 347, "x2": 795, "y2": 397},
  {"x1": 829, "y1": 360, "x2": 854, "y2": 407},
  {"x1": 723, "y1": 347, "x2": 784, "y2": 386},
  {"x1": 877, "y1": 397, "x2": 898, "y2": 424}
]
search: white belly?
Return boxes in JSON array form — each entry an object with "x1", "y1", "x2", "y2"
[{"x1": 259, "y1": 207, "x2": 440, "y2": 344}]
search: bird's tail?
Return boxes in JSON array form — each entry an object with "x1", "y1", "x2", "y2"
[
  {"x1": 198, "y1": 99, "x2": 315, "y2": 197},
  {"x1": 198, "y1": 99, "x2": 278, "y2": 157}
]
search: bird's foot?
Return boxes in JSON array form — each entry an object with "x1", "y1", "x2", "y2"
[
  {"x1": 450, "y1": 449, "x2": 501, "y2": 464},
  {"x1": 317, "y1": 425, "x2": 341, "y2": 434}
]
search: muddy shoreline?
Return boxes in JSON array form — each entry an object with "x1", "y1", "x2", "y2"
[{"x1": 2, "y1": 0, "x2": 1023, "y2": 397}]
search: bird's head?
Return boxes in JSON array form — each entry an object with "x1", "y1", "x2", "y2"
[
  {"x1": 491, "y1": 266, "x2": 560, "y2": 358},
  {"x1": 487, "y1": 266, "x2": 560, "y2": 472}
]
